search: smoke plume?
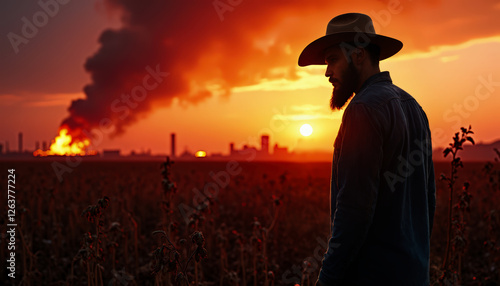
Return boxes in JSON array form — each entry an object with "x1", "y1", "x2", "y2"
[{"x1": 61, "y1": 0, "x2": 319, "y2": 140}]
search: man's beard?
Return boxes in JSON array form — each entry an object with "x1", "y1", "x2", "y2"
[{"x1": 330, "y1": 62, "x2": 359, "y2": 111}]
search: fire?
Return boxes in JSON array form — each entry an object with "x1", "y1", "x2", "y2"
[
  {"x1": 195, "y1": 150, "x2": 207, "y2": 158},
  {"x1": 33, "y1": 129, "x2": 95, "y2": 156}
]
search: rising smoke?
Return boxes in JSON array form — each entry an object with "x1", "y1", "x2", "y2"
[{"x1": 60, "y1": 0, "x2": 311, "y2": 141}]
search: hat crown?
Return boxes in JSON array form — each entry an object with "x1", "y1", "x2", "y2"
[
  {"x1": 326, "y1": 13, "x2": 376, "y2": 36},
  {"x1": 298, "y1": 12, "x2": 402, "y2": 66}
]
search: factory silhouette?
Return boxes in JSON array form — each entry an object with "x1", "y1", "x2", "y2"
[
  {"x1": 0, "y1": 132, "x2": 324, "y2": 161},
  {"x1": 2, "y1": 131, "x2": 499, "y2": 162}
]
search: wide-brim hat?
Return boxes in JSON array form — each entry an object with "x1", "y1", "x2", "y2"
[{"x1": 298, "y1": 13, "x2": 403, "y2": 66}]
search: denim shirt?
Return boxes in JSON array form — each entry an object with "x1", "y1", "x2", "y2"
[{"x1": 319, "y1": 72, "x2": 436, "y2": 285}]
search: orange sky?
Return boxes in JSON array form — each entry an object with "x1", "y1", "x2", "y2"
[{"x1": 1, "y1": 0, "x2": 500, "y2": 156}]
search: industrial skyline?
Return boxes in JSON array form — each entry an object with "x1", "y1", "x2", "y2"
[
  {"x1": 3, "y1": 130, "x2": 499, "y2": 162},
  {"x1": 0, "y1": 131, "x2": 298, "y2": 161}
]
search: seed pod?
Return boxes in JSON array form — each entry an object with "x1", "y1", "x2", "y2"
[
  {"x1": 175, "y1": 273, "x2": 184, "y2": 283},
  {"x1": 268, "y1": 271, "x2": 275, "y2": 280},
  {"x1": 191, "y1": 231, "x2": 205, "y2": 246},
  {"x1": 173, "y1": 250, "x2": 180, "y2": 261}
]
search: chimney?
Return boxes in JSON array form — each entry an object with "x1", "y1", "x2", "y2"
[
  {"x1": 261, "y1": 134, "x2": 269, "y2": 155},
  {"x1": 230, "y1": 142, "x2": 234, "y2": 156},
  {"x1": 18, "y1": 132, "x2": 23, "y2": 153},
  {"x1": 42, "y1": 141, "x2": 47, "y2": 151},
  {"x1": 171, "y1": 133, "x2": 176, "y2": 158}
]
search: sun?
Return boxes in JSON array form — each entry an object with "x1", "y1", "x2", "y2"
[{"x1": 300, "y1": 124, "x2": 313, "y2": 136}]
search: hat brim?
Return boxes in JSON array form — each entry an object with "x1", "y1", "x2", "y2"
[{"x1": 298, "y1": 32, "x2": 403, "y2": 67}]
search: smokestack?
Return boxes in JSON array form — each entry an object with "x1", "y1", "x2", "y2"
[
  {"x1": 230, "y1": 142, "x2": 234, "y2": 156},
  {"x1": 18, "y1": 132, "x2": 23, "y2": 153},
  {"x1": 261, "y1": 134, "x2": 269, "y2": 155},
  {"x1": 171, "y1": 133, "x2": 176, "y2": 158},
  {"x1": 42, "y1": 141, "x2": 47, "y2": 151}
]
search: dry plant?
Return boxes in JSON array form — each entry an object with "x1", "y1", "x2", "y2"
[
  {"x1": 78, "y1": 196, "x2": 110, "y2": 286},
  {"x1": 439, "y1": 126, "x2": 474, "y2": 285},
  {"x1": 151, "y1": 230, "x2": 207, "y2": 285}
]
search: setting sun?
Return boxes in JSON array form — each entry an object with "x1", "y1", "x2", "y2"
[{"x1": 300, "y1": 124, "x2": 313, "y2": 137}]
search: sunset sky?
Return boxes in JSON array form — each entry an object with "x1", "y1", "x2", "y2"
[{"x1": 1, "y1": 0, "x2": 500, "y2": 157}]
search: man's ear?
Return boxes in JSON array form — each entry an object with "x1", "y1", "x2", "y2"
[{"x1": 351, "y1": 48, "x2": 366, "y2": 66}]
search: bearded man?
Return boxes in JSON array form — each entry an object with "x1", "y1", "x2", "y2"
[{"x1": 298, "y1": 13, "x2": 436, "y2": 286}]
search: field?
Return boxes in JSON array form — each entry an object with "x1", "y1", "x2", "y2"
[{"x1": 1, "y1": 158, "x2": 499, "y2": 285}]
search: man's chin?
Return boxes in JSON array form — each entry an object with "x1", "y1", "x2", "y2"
[{"x1": 330, "y1": 89, "x2": 353, "y2": 111}]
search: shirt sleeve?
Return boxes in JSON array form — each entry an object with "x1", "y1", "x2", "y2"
[
  {"x1": 422, "y1": 112, "x2": 436, "y2": 237},
  {"x1": 319, "y1": 103, "x2": 384, "y2": 284}
]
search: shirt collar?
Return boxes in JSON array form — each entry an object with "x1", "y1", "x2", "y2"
[{"x1": 357, "y1": 71, "x2": 392, "y2": 94}]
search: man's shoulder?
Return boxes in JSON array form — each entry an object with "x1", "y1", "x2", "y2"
[
  {"x1": 343, "y1": 81, "x2": 420, "y2": 129},
  {"x1": 351, "y1": 81, "x2": 412, "y2": 108}
]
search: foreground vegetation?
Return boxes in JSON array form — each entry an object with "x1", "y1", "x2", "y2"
[{"x1": 1, "y1": 146, "x2": 499, "y2": 285}]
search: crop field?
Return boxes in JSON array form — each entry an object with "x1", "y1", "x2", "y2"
[{"x1": 1, "y1": 157, "x2": 499, "y2": 285}]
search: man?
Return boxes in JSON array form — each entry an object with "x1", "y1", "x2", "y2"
[{"x1": 298, "y1": 13, "x2": 436, "y2": 285}]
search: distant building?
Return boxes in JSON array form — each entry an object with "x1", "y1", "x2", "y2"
[
  {"x1": 129, "y1": 149, "x2": 153, "y2": 157},
  {"x1": 18, "y1": 132, "x2": 23, "y2": 153},
  {"x1": 229, "y1": 142, "x2": 235, "y2": 156},
  {"x1": 273, "y1": 143, "x2": 288, "y2": 158},
  {"x1": 102, "y1": 149, "x2": 121, "y2": 157},
  {"x1": 180, "y1": 149, "x2": 194, "y2": 159},
  {"x1": 243, "y1": 144, "x2": 258, "y2": 153},
  {"x1": 226, "y1": 135, "x2": 292, "y2": 161},
  {"x1": 242, "y1": 145, "x2": 259, "y2": 159},
  {"x1": 261, "y1": 134, "x2": 269, "y2": 155},
  {"x1": 211, "y1": 152, "x2": 223, "y2": 158},
  {"x1": 171, "y1": 133, "x2": 176, "y2": 158}
]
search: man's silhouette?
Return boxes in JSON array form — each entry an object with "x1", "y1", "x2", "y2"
[{"x1": 298, "y1": 13, "x2": 436, "y2": 285}]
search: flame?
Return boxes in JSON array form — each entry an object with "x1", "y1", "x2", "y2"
[
  {"x1": 33, "y1": 128, "x2": 96, "y2": 156},
  {"x1": 195, "y1": 150, "x2": 207, "y2": 158}
]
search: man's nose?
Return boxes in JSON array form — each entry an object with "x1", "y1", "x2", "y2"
[{"x1": 325, "y1": 65, "x2": 332, "y2": 78}]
